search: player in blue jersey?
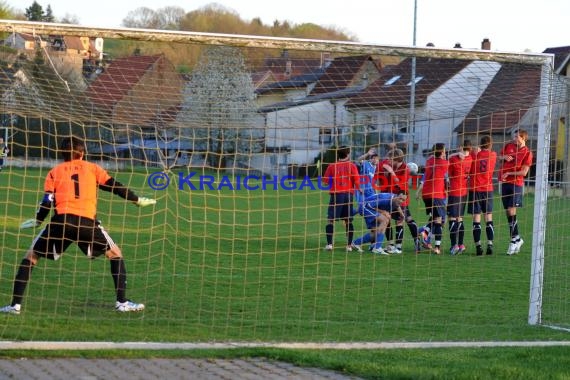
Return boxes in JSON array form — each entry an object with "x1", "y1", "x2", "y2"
[
  {"x1": 354, "y1": 148, "x2": 380, "y2": 207},
  {"x1": 351, "y1": 192, "x2": 407, "y2": 255}
]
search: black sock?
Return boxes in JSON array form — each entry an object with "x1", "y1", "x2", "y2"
[
  {"x1": 110, "y1": 258, "x2": 128, "y2": 303},
  {"x1": 407, "y1": 220, "x2": 418, "y2": 239},
  {"x1": 486, "y1": 221, "x2": 495, "y2": 242},
  {"x1": 325, "y1": 224, "x2": 334, "y2": 245},
  {"x1": 346, "y1": 223, "x2": 354, "y2": 245},
  {"x1": 13, "y1": 258, "x2": 34, "y2": 306}
]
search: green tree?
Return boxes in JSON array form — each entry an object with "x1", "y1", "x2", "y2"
[
  {"x1": 25, "y1": 1, "x2": 44, "y2": 21},
  {"x1": 44, "y1": 4, "x2": 54, "y2": 22},
  {"x1": 24, "y1": 1, "x2": 55, "y2": 22},
  {"x1": 0, "y1": 1, "x2": 14, "y2": 19}
]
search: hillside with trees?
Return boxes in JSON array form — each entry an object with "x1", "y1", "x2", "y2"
[{"x1": 13, "y1": 2, "x2": 356, "y2": 72}]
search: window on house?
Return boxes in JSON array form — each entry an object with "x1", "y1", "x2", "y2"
[
  {"x1": 407, "y1": 76, "x2": 424, "y2": 86},
  {"x1": 319, "y1": 127, "x2": 332, "y2": 144},
  {"x1": 384, "y1": 75, "x2": 401, "y2": 86}
]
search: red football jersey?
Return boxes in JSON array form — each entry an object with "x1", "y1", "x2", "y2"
[
  {"x1": 323, "y1": 160, "x2": 360, "y2": 193},
  {"x1": 471, "y1": 149, "x2": 497, "y2": 192},
  {"x1": 422, "y1": 156, "x2": 448, "y2": 200},
  {"x1": 499, "y1": 142, "x2": 533, "y2": 186},
  {"x1": 448, "y1": 153, "x2": 472, "y2": 197}
]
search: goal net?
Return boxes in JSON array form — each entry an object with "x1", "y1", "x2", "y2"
[{"x1": 0, "y1": 20, "x2": 569, "y2": 343}]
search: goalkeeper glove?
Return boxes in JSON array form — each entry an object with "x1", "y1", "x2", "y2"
[
  {"x1": 20, "y1": 219, "x2": 40, "y2": 229},
  {"x1": 135, "y1": 197, "x2": 157, "y2": 207}
]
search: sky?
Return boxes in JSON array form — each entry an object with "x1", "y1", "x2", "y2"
[{"x1": 9, "y1": 0, "x2": 570, "y2": 53}]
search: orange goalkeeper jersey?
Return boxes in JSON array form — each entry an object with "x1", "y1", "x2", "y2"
[{"x1": 44, "y1": 159, "x2": 111, "y2": 219}]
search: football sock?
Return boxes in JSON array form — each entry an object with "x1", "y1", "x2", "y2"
[
  {"x1": 407, "y1": 220, "x2": 418, "y2": 238},
  {"x1": 473, "y1": 222, "x2": 482, "y2": 244},
  {"x1": 449, "y1": 220, "x2": 458, "y2": 246},
  {"x1": 110, "y1": 258, "x2": 128, "y2": 303},
  {"x1": 395, "y1": 225, "x2": 404, "y2": 245},
  {"x1": 372, "y1": 232, "x2": 385, "y2": 250},
  {"x1": 433, "y1": 222, "x2": 442, "y2": 246},
  {"x1": 508, "y1": 215, "x2": 518, "y2": 239},
  {"x1": 353, "y1": 233, "x2": 371, "y2": 245},
  {"x1": 486, "y1": 221, "x2": 495, "y2": 241},
  {"x1": 346, "y1": 223, "x2": 354, "y2": 244},
  {"x1": 458, "y1": 221, "x2": 465, "y2": 245},
  {"x1": 12, "y1": 258, "x2": 33, "y2": 306},
  {"x1": 325, "y1": 224, "x2": 334, "y2": 245}
]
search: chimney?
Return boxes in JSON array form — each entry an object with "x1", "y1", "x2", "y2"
[{"x1": 481, "y1": 38, "x2": 491, "y2": 50}]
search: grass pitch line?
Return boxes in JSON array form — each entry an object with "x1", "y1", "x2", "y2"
[{"x1": 1, "y1": 341, "x2": 570, "y2": 350}]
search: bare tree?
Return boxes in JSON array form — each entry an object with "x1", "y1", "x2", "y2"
[
  {"x1": 155, "y1": 6, "x2": 185, "y2": 30},
  {"x1": 122, "y1": 7, "x2": 159, "y2": 29},
  {"x1": 122, "y1": 6, "x2": 184, "y2": 30}
]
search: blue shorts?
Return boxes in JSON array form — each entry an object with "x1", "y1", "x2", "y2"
[
  {"x1": 501, "y1": 183, "x2": 523, "y2": 209},
  {"x1": 447, "y1": 195, "x2": 468, "y2": 218},
  {"x1": 471, "y1": 191, "x2": 494, "y2": 214},
  {"x1": 327, "y1": 192, "x2": 354, "y2": 221},
  {"x1": 422, "y1": 198, "x2": 446, "y2": 219},
  {"x1": 364, "y1": 214, "x2": 381, "y2": 229}
]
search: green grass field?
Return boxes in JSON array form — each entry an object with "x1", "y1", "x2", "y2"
[{"x1": 0, "y1": 168, "x2": 569, "y2": 341}]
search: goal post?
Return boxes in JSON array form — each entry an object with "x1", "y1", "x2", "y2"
[
  {"x1": 528, "y1": 61, "x2": 554, "y2": 326},
  {"x1": 0, "y1": 19, "x2": 568, "y2": 343}
]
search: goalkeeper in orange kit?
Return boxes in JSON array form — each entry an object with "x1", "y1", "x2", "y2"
[{"x1": 0, "y1": 136, "x2": 156, "y2": 315}]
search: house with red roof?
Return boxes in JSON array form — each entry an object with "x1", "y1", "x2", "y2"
[
  {"x1": 345, "y1": 57, "x2": 501, "y2": 165},
  {"x1": 256, "y1": 55, "x2": 381, "y2": 172},
  {"x1": 86, "y1": 54, "x2": 184, "y2": 138}
]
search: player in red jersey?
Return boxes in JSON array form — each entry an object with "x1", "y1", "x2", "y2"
[
  {"x1": 416, "y1": 143, "x2": 448, "y2": 254},
  {"x1": 379, "y1": 149, "x2": 420, "y2": 254},
  {"x1": 322, "y1": 146, "x2": 361, "y2": 252},
  {"x1": 499, "y1": 129, "x2": 533, "y2": 255},
  {"x1": 447, "y1": 141, "x2": 473, "y2": 255},
  {"x1": 470, "y1": 136, "x2": 497, "y2": 256}
]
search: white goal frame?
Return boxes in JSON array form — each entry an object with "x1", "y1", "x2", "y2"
[{"x1": 0, "y1": 19, "x2": 556, "y2": 330}]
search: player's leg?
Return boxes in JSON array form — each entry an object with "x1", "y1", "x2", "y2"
[
  {"x1": 340, "y1": 193, "x2": 355, "y2": 251},
  {"x1": 447, "y1": 196, "x2": 460, "y2": 254},
  {"x1": 431, "y1": 200, "x2": 446, "y2": 254},
  {"x1": 80, "y1": 218, "x2": 144, "y2": 312},
  {"x1": 371, "y1": 213, "x2": 389, "y2": 254},
  {"x1": 483, "y1": 194, "x2": 495, "y2": 255},
  {"x1": 325, "y1": 194, "x2": 337, "y2": 250},
  {"x1": 502, "y1": 184, "x2": 522, "y2": 255},
  {"x1": 1, "y1": 219, "x2": 69, "y2": 314}
]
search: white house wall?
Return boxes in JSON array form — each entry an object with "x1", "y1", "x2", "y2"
[
  {"x1": 421, "y1": 60, "x2": 501, "y2": 157},
  {"x1": 265, "y1": 100, "x2": 348, "y2": 165}
]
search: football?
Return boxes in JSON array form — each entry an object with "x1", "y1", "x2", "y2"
[{"x1": 407, "y1": 162, "x2": 419, "y2": 175}]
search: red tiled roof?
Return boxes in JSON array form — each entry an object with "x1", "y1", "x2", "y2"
[
  {"x1": 458, "y1": 63, "x2": 541, "y2": 133},
  {"x1": 346, "y1": 57, "x2": 471, "y2": 108},
  {"x1": 250, "y1": 70, "x2": 277, "y2": 88},
  {"x1": 309, "y1": 55, "x2": 377, "y2": 95},
  {"x1": 260, "y1": 56, "x2": 322, "y2": 77},
  {"x1": 87, "y1": 54, "x2": 163, "y2": 110},
  {"x1": 63, "y1": 36, "x2": 84, "y2": 51}
]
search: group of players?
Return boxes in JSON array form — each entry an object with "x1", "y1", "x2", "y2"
[{"x1": 323, "y1": 129, "x2": 533, "y2": 256}]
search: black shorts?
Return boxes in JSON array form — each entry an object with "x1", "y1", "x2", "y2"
[
  {"x1": 31, "y1": 214, "x2": 116, "y2": 260},
  {"x1": 447, "y1": 195, "x2": 468, "y2": 218},
  {"x1": 471, "y1": 191, "x2": 494, "y2": 214},
  {"x1": 327, "y1": 193, "x2": 354, "y2": 221}
]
